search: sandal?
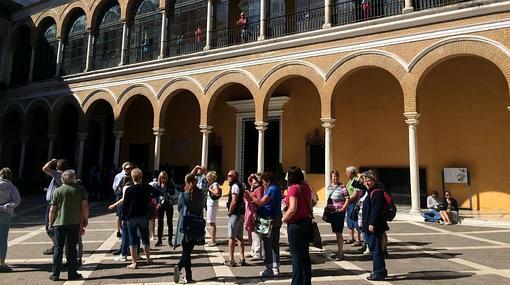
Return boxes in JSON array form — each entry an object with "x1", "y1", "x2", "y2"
[
  {"x1": 223, "y1": 260, "x2": 236, "y2": 267},
  {"x1": 352, "y1": 241, "x2": 363, "y2": 246},
  {"x1": 343, "y1": 239, "x2": 354, "y2": 244},
  {"x1": 238, "y1": 259, "x2": 248, "y2": 266}
]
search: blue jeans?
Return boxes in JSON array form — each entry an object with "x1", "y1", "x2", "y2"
[
  {"x1": 366, "y1": 230, "x2": 388, "y2": 279},
  {"x1": 287, "y1": 218, "x2": 312, "y2": 285},
  {"x1": 53, "y1": 225, "x2": 80, "y2": 278},
  {"x1": 422, "y1": 210, "x2": 441, "y2": 222},
  {"x1": 178, "y1": 239, "x2": 197, "y2": 280},
  {"x1": 127, "y1": 216, "x2": 150, "y2": 247},
  {"x1": 0, "y1": 212, "x2": 12, "y2": 261},
  {"x1": 262, "y1": 213, "x2": 282, "y2": 270}
]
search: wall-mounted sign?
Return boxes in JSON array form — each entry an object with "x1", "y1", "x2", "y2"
[{"x1": 443, "y1": 168, "x2": 469, "y2": 184}]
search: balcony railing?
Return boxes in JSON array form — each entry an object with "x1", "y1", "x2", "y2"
[
  {"x1": 167, "y1": 31, "x2": 206, "y2": 57},
  {"x1": 62, "y1": 54, "x2": 87, "y2": 75},
  {"x1": 333, "y1": 0, "x2": 404, "y2": 26},
  {"x1": 125, "y1": 40, "x2": 161, "y2": 64},
  {"x1": 266, "y1": 7, "x2": 324, "y2": 39},
  {"x1": 211, "y1": 21, "x2": 260, "y2": 49},
  {"x1": 90, "y1": 48, "x2": 122, "y2": 70},
  {"x1": 413, "y1": 0, "x2": 469, "y2": 11}
]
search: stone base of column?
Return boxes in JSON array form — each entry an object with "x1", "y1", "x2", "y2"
[
  {"x1": 323, "y1": 23, "x2": 332, "y2": 29},
  {"x1": 257, "y1": 35, "x2": 265, "y2": 41},
  {"x1": 203, "y1": 45, "x2": 210, "y2": 51},
  {"x1": 409, "y1": 208, "x2": 422, "y2": 214},
  {"x1": 158, "y1": 54, "x2": 165, "y2": 59},
  {"x1": 402, "y1": 7, "x2": 414, "y2": 13}
]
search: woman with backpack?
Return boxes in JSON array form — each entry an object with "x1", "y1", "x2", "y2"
[
  {"x1": 174, "y1": 173, "x2": 204, "y2": 283},
  {"x1": 361, "y1": 170, "x2": 389, "y2": 281},
  {"x1": 205, "y1": 171, "x2": 221, "y2": 246},
  {"x1": 150, "y1": 171, "x2": 177, "y2": 247}
]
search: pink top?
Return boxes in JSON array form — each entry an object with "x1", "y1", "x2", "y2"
[
  {"x1": 245, "y1": 185, "x2": 263, "y2": 232},
  {"x1": 284, "y1": 183, "x2": 312, "y2": 224}
]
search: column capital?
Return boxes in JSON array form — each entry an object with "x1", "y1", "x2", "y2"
[
  {"x1": 153, "y1": 128, "x2": 165, "y2": 136},
  {"x1": 113, "y1": 130, "x2": 125, "y2": 138},
  {"x1": 507, "y1": 106, "x2": 510, "y2": 112},
  {"x1": 321, "y1": 118, "x2": 336, "y2": 129},
  {"x1": 254, "y1": 121, "x2": 269, "y2": 131},
  {"x1": 404, "y1": 112, "x2": 421, "y2": 126},
  {"x1": 199, "y1": 125, "x2": 213, "y2": 134},
  {"x1": 77, "y1": 132, "x2": 88, "y2": 140}
]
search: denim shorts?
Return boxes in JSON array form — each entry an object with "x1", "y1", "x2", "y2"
[
  {"x1": 126, "y1": 216, "x2": 150, "y2": 247},
  {"x1": 227, "y1": 214, "x2": 244, "y2": 239}
]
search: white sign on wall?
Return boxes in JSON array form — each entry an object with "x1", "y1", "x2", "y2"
[{"x1": 443, "y1": 168, "x2": 469, "y2": 184}]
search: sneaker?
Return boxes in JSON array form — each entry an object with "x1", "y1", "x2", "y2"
[
  {"x1": 260, "y1": 268, "x2": 274, "y2": 278},
  {"x1": 272, "y1": 268, "x2": 279, "y2": 276},
  {"x1": 223, "y1": 260, "x2": 236, "y2": 267},
  {"x1": 68, "y1": 273, "x2": 83, "y2": 280},
  {"x1": 49, "y1": 275, "x2": 59, "y2": 281},
  {"x1": 363, "y1": 247, "x2": 371, "y2": 255},
  {"x1": 116, "y1": 231, "x2": 122, "y2": 238},
  {"x1": 238, "y1": 259, "x2": 248, "y2": 266},
  {"x1": 173, "y1": 265, "x2": 180, "y2": 283},
  {"x1": 114, "y1": 255, "x2": 127, "y2": 262},
  {"x1": 43, "y1": 247, "x2": 54, "y2": 255},
  {"x1": 0, "y1": 264, "x2": 12, "y2": 273}
]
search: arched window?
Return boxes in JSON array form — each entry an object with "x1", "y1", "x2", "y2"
[
  {"x1": 126, "y1": 0, "x2": 161, "y2": 64},
  {"x1": 10, "y1": 25, "x2": 32, "y2": 85},
  {"x1": 92, "y1": 2, "x2": 122, "y2": 70},
  {"x1": 33, "y1": 20, "x2": 58, "y2": 80},
  {"x1": 62, "y1": 12, "x2": 88, "y2": 75},
  {"x1": 168, "y1": 0, "x2": 207, "y2": 56}
]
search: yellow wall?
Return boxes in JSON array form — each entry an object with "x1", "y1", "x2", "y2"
[
  {"x1": 419, "y1": 57, "x2": 510, "y2": 211},
  {"x1": 161, "y1": 91, "x2": 201, "y2": 168}
]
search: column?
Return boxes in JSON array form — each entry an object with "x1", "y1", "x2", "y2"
[
  {"x1": 159, "y1": 11, "x2": 167, "y2": 59},
  {"x1": 18, "y1": 137, "x2": 29, "y2": 179},
  {"x1": 323, "y1": 0, "x2": 332, "y2": 29},
  {"x1": 28, "y1": 46, "x2": 35, "y2": 82},
  {"x1": 113, "y1": 131, "x2": 124, "y2": 169},
  {"x1": 204, "y1": 0, "x2": 212, "y2": 50},
  {"x1": 200, "y1": 125, "x2": 213, "y2": 168},
  {"x1": 55, "y1": 38, "x2": 63, "y2": 77},
  {"x1": 47, "y1": 134, "x2": 57, "y2": 160},
  {"x1": 76, "y1": 133, "x2": 88, "y2": 178},
  {"x1": 258, "y1": 0, "x2": 266, "y2": 40},
  {"x1": 405, "y1": 112, "x2": 421, "y2": 213},
  {"x1": 255, "y1": 122, "x2": 269, "y2": 173},
  {"x1": 85, "y1": 31, "x2": 93, "y2": 71},
  {"x1": 321, "y1": 118, "x2": 335, "y2": 197},
  {"x1": 403, "y1": 0, "x2": 414, "y2": 13},
  {"x1": 119, "y1": 21, "x2": 127, "y2": 66},
  {"x1": 153, "y1": 128, "x2": 165, "y2": 171}
]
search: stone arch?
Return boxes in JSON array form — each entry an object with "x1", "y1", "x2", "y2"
[
  {"x1": 8, "y1": 20, "x2": 37, "y2": 49},
  {"x1": 23, "y1": 99, "x2": 52, "y2": 135},
  {"x1": 410, "y1": 36, "x2": 510, "y2": 112},
  {"x1": 259, "y1": 61, "x2": 324, "y2": 122},
  {"x1": 59, "y1": 2, "x2": 91, "y2": 39},
  {"x1": 50, "y1": 95, "x2": 86, "y2": 133},
  {"x1": 115, "y1": 84, "x2": 159, "y2": 129},
  {"x1": 82, "y1": 89, "x2": 117, "y2": 115},
  {"x1": 324, "y1": 50, "x2": 409, "y2": 118},
  {"x1": 90, "y1": 0, "x2": 121, "y2": 30},
  {"x1": 0, "y1": 103, "x2": 25, "y2": 118},
  {"x1": 204, "y1": 70, "x2": 259, "y2": 125},
  {"x1": 157, "y1": 77, "x2": 204, "y2": 127},
  {"x1": 34, "y1": 12, "x2": 59, "y2": 38}
]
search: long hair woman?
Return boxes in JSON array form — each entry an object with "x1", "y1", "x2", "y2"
[
  {"x1": 174, "y1": 173, "x2": 204, "y2": 283},
  {"x1": 150, "y1": 171, "x2": 177, "y2": 247},
  {"x1": 282, "y1": 167, "x2": 313, "y2": 285}
]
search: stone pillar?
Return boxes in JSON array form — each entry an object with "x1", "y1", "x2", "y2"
[
  {"x1": 255, "y1": 122, "x2": 269, "y2": 173},
  {"x1": 405, "y1": 112, "x2": 421, "y2": 213},
  {"x1": 200, "y1": 125, "x2": 213, "y2": 168},
  {"x1": 321, "y1": 118, "x2": 335, "y2": 198},
  {"x1": 403, "y1": 0, "x2": 414, "y2": 13},
  {"x1": 153, "y1": 128, "x2": 165, "y2": 171},
  {"x1": 55, "y1": 38, "x2": 63, "y2": 77},
  {"x1": 159, "y1": 12, "x2": 167, "y2": 59},
  {"x1": 28, "y1": 46, "x2": 35, "y2": 82},
  {"x1": 323, "y1": 0, "x2": 332, "y2": 29},
  {"x1": 119, "y1": 21, "x2": 127, "y2": 66},
  {"x1": 258, "y1": 0, "x2": 266, "y2": 40},
  {"x1": 204, "y1": 0, "x2": 212, "y2": 50},
  {"x1": 76, "y1": 133, "x2": 88, "y2": 178},
  {"x1": 18, "y1": 137, "x2": 29, "y2": 179},
  {"x1": 85, "y1": 31, "x2": 93, "y2": 71},
  {"x1": 113, "y1": 131, "x2": 124, "y2": 169},
  {"x1": 47, "y1": 134, "x2": 57, "y2": 160}
]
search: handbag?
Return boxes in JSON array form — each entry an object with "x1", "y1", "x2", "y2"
[
  {"x1": 180, "y1": 213, "x2": 206, "y2": 238},
  {"x1": 321, "y1": 190, "x2": 335, "y2": 223},
  {"x1": 254, "y1": 216, "x2": 273, "y2": 237},
  {"x1": 310, "y1": 220, "x2": 323, "y2": 249}
]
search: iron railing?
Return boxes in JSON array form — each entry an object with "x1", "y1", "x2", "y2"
[
  {"x1": 167, "y1": 31, "x2": 206, "y2": 57},
  {"x1": 125, "y1": 40, "x2": 161, "y2": 64},
  {"x1": 211, "y1": 21, "x2": 260, "y2": 49},
  {"x1": 91, "y1": 23, "x2": 123, "y2": 70},
  {"x1": 266, "y1": 7, "x2": 324, "y2": 39},
  {"x1": 61, "y1": 34, "x2": 87, "y2": 75},
  {"x1": 332, "y1": 0, "x2": 404, "y2": 26},
  {"x1": 413, "y1": 0, "x2": 469, "y2": 11}
]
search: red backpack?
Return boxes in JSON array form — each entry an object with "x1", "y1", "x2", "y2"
[{"x1": 370, "y1": 189, "x2": 397, "y2": 222}]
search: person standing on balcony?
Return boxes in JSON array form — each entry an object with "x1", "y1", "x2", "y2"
[
  {"x1": 237, "y1": 12, "x2": 249, "y2": 43},
  {"x1": 195, "y1": 26, "x2": 202, "y2": 44}
]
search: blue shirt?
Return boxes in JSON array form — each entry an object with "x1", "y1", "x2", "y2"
[{"x1": 258, "y1": 184, "x2": 282, "y2": 218}]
